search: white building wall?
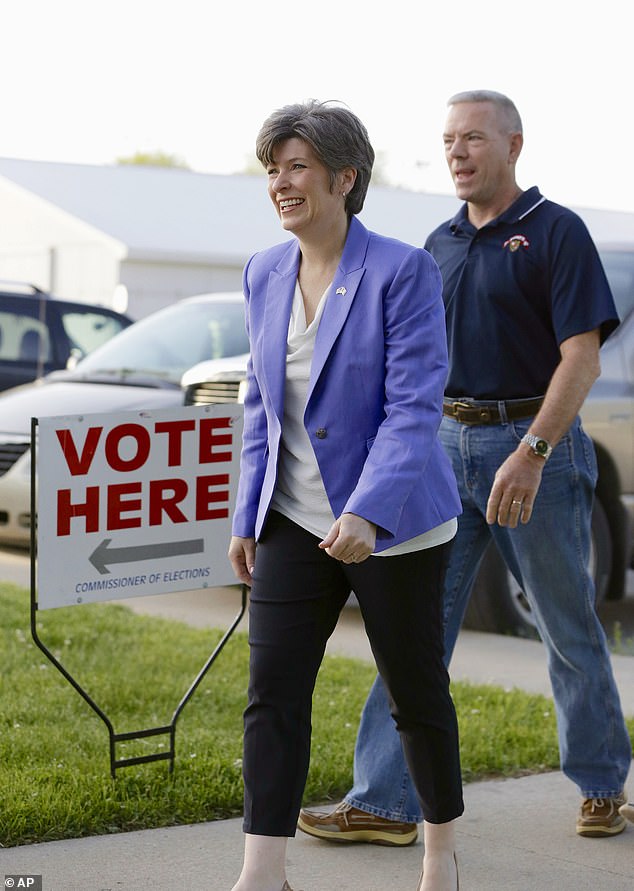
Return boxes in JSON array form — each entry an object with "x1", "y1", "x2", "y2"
[
  {"x1": 50, "y1": 242, "x2": 121, "y2": 306},
  {"x1": 0, "y1": 244, "x2": 52, "y2": 289},
  {"x1": 120, "y1": 258, "x2": 243, "y2": 319},
  {"x1": 0, "y1": 178, "x2": 125, "y2": 307}
]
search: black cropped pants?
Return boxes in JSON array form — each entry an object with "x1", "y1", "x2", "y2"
[{"x1": 242, "y1": 511, "x2": 464, "y2": 836}]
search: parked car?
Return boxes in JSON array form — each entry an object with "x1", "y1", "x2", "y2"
[
  {"x1": 0, "y1": 281, "x2": 133, "y2": 392},
  {"x1": 182, "y1": 352, "x2": 249, "y2": 405},
  {"x1": 182, "y1": 246, "x2": 634, "y2": 638},
  {"x1": 0, "y1": 291, "x2": 247, "y2": 546}
]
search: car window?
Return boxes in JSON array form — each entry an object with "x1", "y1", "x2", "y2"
[
  {"x1": 59, "y1": 309, "x2": 129, "y2": 361},
  {"x1": 599, "y1": 251, "x2": 634, "y2": 324},
  {"x1": 0, "y1": 310, "x2": 51, "y2": 362},
  {"x1": 77, "y1": 299, "x2": 249, "y2": 380},
  {"x1": 0, "y1": 291, "x2": 131, "y2": 392}
]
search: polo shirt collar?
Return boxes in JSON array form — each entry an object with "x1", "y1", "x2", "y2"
[{"x1": 450, "y1": 185, "x2": 544, "y2": 233}]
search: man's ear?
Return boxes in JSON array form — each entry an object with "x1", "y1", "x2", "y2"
[{"x1": 509, "y1": 132, "x2": 523, "y2": 165}]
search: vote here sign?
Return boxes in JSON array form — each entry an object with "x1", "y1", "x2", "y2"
[{"x1": 36, "y1": 404, "x2": 243, "y2": 609}]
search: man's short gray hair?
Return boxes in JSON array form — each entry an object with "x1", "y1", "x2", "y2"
[{"x1": 447, "y1": 90, "x2": 523, "y2": 135}]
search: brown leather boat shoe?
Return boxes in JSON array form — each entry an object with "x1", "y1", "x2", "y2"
[{"x1": 298, "y1": 801, "x2": 417, "y2": 846}]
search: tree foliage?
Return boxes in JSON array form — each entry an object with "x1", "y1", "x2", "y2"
[{"x1": 116, "y1": 151, "x2": 190, "y2": 169}]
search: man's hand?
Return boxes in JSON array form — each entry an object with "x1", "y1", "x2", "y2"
[
  {"x1": 486, "y1": 329, "x2": 602, "y2": 528},
  {"x1": 486, "y1": 448, "x2": 545, "y2": 528},
  {"x1": 319, "y1": 513, "x2": 377, "y2": 563}
]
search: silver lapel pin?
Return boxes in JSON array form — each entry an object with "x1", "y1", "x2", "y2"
[{"x1": 335, "y1": 286, "x2": 347, "y2": 296}]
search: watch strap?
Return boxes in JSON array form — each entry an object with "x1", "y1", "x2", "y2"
[{"x1": 521, "y1": 433, "x2": 553, "y2": 460}]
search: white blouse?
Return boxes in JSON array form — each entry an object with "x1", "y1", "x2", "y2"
[{"x1": 270, "y1": 282, "x2": 456, "y2": 555}]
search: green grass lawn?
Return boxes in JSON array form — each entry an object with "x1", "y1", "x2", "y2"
[{"x1": 1, "y1": 583, "x2": 632, "y2": 848}]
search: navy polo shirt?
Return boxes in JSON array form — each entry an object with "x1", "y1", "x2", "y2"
[{"x1": 424, "y1": 186, "x2": 619, "y2": 400}]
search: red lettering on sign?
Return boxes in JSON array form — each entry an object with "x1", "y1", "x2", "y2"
[
  {"x1": 199, "y1": 418, "x2": 233, "y2": 463},
  {"x1": 53, "y1": 417, "x2": 233, "y2": 478},
  {"x1": 107, "y1": 482, "x2": 143, "y2": 529},
  {"x1": 54, "y1": 475, "x2": 230, "y2": 536},
  {"x1": 49, "y1": 407, "x2": 238, "y2": 545},
  {"x1": 196, "y1": 474, "x2": 230, "y2": 520},
  {"x1": 56, "y1": 427, "x2": 103, "y2": 476},
  {"x1": 149, "y1": 478, "x2": 189, "y2": 525},
  {"x1": 105, "y1": 424, "x2": 151, "y2": 472},
  {"x1": 155, "y1": 419, "x2": 197, "y2": 466},
  {"x1": 57, "y1": 486, "x2": 100, "y2": 535}
]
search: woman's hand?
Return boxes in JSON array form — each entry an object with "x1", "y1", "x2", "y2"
[
  {"x1": 228, "y1": 536, "x2": 256, "y2": 585},
  {"x1": 319, "y1": 513, "x2": 376, "y2": 563}
]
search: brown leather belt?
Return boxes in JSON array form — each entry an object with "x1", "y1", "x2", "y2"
[{"x1": 443, "y1": 397, "x2": 544, "y2": 426}]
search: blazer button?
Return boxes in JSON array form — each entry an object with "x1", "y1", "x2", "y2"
[{"x1": 315, "y1": 428, "x2": 327, "y2": 439}]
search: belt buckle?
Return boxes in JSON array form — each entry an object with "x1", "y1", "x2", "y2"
[
  {"x1": 452, "y1": 400, "x2": 472, "y2": 417},
  {"x1": 451, "y1": 400, "x2": 476, "y2": 423},
  {"x1": 450, "y1": 401, "x2": 493, "y2": 424}
]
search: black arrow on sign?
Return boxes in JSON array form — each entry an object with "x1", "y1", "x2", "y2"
[{"x1": 89, "y1": 538, "x2": 205, "y2": 575}]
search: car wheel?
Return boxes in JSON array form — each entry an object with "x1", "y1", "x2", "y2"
[{"x1": 462, "y1": 498, "x2": 612, "y2": 639}]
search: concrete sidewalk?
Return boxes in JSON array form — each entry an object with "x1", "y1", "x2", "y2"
[
  {"x1": 2, "y1": 574, "x2": 634, "y2": 889},
  {"x1": 3, "y1": 771, "x2": 633, "y2": 890}
]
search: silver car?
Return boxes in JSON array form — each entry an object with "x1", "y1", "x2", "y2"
[{"x1": 182, "y1": 246, "x2": 634, "y2": 638}]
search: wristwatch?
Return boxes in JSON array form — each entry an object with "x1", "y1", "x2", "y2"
[{"x1": 521, "y1": 433, "x2": 553, "y2": 461}]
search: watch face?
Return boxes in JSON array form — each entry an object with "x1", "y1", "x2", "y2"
[{"x1": 535, "y1": 439, "x2": 549, "y2": 456}]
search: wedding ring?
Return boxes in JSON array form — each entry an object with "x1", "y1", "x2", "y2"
[{"x1": 511, "y1": 500, "x2": 522, "y2": 506}]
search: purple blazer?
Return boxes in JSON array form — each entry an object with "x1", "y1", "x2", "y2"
[{"x1": 232, "y1": 216, "x2": 461, "y2": 551}]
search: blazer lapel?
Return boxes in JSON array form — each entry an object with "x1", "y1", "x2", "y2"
[
  {"x1": 308, "y1": 217, "x2": 369, "y2": 398},
  {"x1": 261, "y1": 240, "x2": 299, "y2": 421}
]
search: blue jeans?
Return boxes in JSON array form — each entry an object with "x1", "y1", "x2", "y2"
[{"x1": 346, "y1": 416, "x2": 632, "y2": 821}]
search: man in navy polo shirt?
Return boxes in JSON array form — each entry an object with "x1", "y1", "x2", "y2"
[{"x1": 298, "y1": 90, "x2": 631, "y2": 845}]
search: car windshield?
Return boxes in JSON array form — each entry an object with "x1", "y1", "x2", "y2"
[
  {"x1": 74, "y1": 298, "x2": 249, "y2": 383},
  {"x1": 599, "y1": 250, "x2": 634, "y2": 324}
]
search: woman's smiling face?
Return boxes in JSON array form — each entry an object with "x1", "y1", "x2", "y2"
[{"x1": 266, "y1": 137, "x2": 350, "y2": 238}]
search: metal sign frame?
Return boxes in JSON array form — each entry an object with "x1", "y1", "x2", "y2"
[{"x1": 28, "y1": 414, "x2": 247, "y2": 778}]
